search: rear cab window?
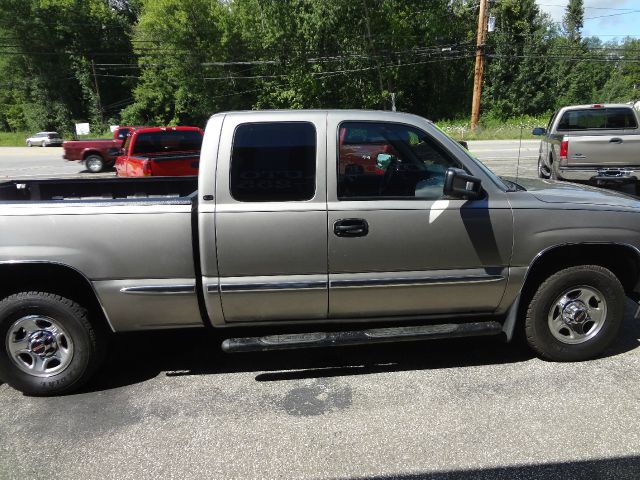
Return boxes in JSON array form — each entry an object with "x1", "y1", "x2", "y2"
[
  {"x1": 557, "y1": 108, "x2": 638, "y2": 131},
  {"x1": 230, "y1": 122, "x2": 316, "y2": 202},
  {"x1": 132, "y1": 130, "x2": 203, "y2": 155}
]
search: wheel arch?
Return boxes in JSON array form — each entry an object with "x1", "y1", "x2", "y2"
[
  {"x1": 503, "y1": 243, "x2": 640, "y2": 341},
  {"x1": 82, "y1": 149, "x2": 103, "y2": 160},
  {"x1": 0, "y1": 261, "x2": 115, "y2": 333}
]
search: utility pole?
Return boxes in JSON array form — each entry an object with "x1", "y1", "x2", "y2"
[
  {"x1": 91, "y1": 59, "x2": 103, "y2": 122},
  {"x1": 471, "y1": 0, "x2": 488, "y2": 131}
]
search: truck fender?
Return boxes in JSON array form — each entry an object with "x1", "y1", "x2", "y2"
[{"x1": 0, "y1": 261, "x2": 115, "y2": 332}]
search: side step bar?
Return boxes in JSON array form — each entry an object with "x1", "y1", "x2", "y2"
[{"x1": 221, "y1": 321, "x2": 503, "y2": 353}]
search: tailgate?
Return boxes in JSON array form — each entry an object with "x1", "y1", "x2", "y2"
[{"x1": 566, "y1": 134, "x2": 640, "y2": 167}]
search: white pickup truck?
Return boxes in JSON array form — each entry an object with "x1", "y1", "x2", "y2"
[{"x1": 533, "y1": 104, "x2": 640, "y2": 190}]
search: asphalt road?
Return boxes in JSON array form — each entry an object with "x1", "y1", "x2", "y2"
[
  {"x1": 0, "y1": 140, "x2": 542, "y2": 180},
  {"x1": 2, "y1": 140, "x2": 640, "y2": 479}
]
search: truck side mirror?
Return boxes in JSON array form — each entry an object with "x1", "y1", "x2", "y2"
[
  {"x1": 443, "y1": 168, "x2": 482, "y2": 200},
  {"x1": 532, "y1": 127, "x2": 546, "y2": 136}
]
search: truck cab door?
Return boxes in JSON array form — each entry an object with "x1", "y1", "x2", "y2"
[
  {"x1": 327, "y1": 113, "x2": 513, "y2": 319},
  {"x1": 200, "y1": 112, "x2": 328, "y2": 324}
]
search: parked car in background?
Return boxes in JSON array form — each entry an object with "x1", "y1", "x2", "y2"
[
  {"x1": 115, "y1": 126, "x2": 204, "y2": 177},
  {"x1": 62, "y1": 126, "x2": 145, "y2": 173},
  {"x1": 25, "y1": 132, "x2": 63, "y2": 147},
  {"x1": 533, "y1": 104, "x2": 640, "y2": 191}
]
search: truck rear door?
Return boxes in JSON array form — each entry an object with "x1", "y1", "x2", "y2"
[{"x1": 203, "y1": 112, "x2": 328, "y2": 324}]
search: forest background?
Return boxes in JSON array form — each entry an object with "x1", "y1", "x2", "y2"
[{"x1": 1, "y1": 0, "x2": 639, "y2": 142}]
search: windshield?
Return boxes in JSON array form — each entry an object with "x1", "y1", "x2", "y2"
[{"x1": 132, "y1": 130, "x2": 203, "y2": 155}]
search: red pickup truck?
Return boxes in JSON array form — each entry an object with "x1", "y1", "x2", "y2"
[
  {"x1": 115, "y1": 127, "x2": 204, "y2": 177},
  {"x1": 62, "y1": 126, "x2": 144, "y2": 173}
]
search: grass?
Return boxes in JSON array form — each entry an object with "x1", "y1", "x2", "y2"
[
  {"x1": 0, "y1": 131, "x2": 30, "y2": 147},
  {"x1": 0, "y1": 131, "x2": 112, "y2": 147},
  {"x1": 436, "y1": 114, "x2": 549, "y2": 141}
]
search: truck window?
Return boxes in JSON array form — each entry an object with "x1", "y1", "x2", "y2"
[
  {"x1": 116, "y1": 128, "x2": 130, "y2": 140},
  {"x1": 337, "y1": 122, "x2": 459, "y2": 200},
  {"x1": 230, "y1": 122, "x2": 316, "y2": 202},
  {"x1": 557, "y1": 108, "x2": 637, "y2": 131},
  {"x1": 133, "y1": 130, "x2": 203, "y2": 155}
]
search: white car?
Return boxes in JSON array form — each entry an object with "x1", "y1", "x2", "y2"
[{"x1": 25, "y1": 132, "x2": 63, "y2": 147}]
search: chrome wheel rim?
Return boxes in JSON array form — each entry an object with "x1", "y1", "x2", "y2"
[
  {"x1": 5, "y1": 315, "x2": 74, "y2": 377},
  {"x1": 547, "y1": 286, "x2": 607, "y2": 344},
  {"x1": 86, "y1": 158, "x2": 102, "y2": 172}
]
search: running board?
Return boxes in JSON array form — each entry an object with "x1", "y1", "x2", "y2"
[{"x1": 221, "y1": 321, "x2": 503, "y2": 353}]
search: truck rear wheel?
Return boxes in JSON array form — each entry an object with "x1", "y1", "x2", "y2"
[
  {"x1": 0, "y1": 292, "x2": 105, "y2": 396},
  {"x1": 525, "y1": 265, "x2": 624, "y2": 361},
  {"x1": 85, "y1": 155, "x2": 105, "y2": 173}
]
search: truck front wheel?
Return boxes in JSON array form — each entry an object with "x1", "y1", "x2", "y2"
[
  {"x1": 525, "y1": 265, "x2": 624, "y2": 361},
  {"x1": 85, "y1": 154, "x2": 105, "y2": 173},
  {"x1": 537, "y1": 157, "x2": 550, "y2": 179},
  {"x1": 0, "y1": 292, "x2": 105, "y2": 396}
]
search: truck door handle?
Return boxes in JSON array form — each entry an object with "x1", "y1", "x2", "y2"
[
  {"x1": 334, "y1": 219, "x2": 369, "y2": 237},
  {"x1": 609, "y1": 138, "x2": 623, "y2": 144}
]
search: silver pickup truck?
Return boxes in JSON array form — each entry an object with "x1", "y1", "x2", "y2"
[
  {"x1": 2, "y1": 110, "x2": 640, "y2": 396},
  {"x1": 533, "y1": 104, "x2": 640, "y2": 189}
]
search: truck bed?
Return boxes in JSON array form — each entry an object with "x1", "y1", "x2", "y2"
[{"x1": 0, "y1": 176, "x2": 198, "y2": 202}]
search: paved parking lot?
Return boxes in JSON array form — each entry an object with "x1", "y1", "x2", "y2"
[{"x1": 1, "y1": 141, "x2": 640, "y2": 479}]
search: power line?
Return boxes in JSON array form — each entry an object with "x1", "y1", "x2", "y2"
[
  {"x1": 538, "y1": 4, "x2": 639, "y2": 11},
  {"x1": 584, "y1": 10, "x2": 640, "y2": 21}
]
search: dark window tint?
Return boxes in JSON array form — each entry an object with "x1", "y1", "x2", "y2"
[
  {"x1": 117, "y1": 128, "x2": 131, "y2": 140},
  {"x1": 132, "y1": 130, "x2": 203, "y2": 155},
  {"x1": 48, "y1": 133, "x2": 60, "y2": 139},
  {"x1": 557, "y1": 108, "x2": 637, "y2": 130},
  {"x1": 230, "y1": 122, "x2": 316, "y2": 202},
  {"x1": 337, "y1": 122, "x2": 459, "y2": 200}
]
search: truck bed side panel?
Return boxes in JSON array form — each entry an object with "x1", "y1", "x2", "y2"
[{"x1": 0, "y1": 204, "x2": 202, "y2": 331}]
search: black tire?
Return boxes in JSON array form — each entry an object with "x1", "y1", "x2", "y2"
[
  {"x1": 525, "y1": 265, "x2": 625, "y2": 362},
  {"x1": 0, "y1": 292, "x2": 105, "y2": 396},
  {"x1": 537, "y1": 157, "x2": 550, "y2": 179},
  {"x1": 26, "y1": 141, "x2": 32, "y2": 147},
  {"x1": 85, "y1": 154, "x2": 105, "y2": 173}
]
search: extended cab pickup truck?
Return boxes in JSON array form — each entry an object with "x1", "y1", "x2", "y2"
[
  {"x1": 62, "y1": 126, "x2": 143, "y2": 174},
  {"x1": 533, "y1": 104, "x2": 640, "y2": 189},
  {"x1": 115, "y1": 126, "x2": 203, "y2": 177},
  {"x1": 2, "y1": 110, "x2": 640, "y2": 396}
]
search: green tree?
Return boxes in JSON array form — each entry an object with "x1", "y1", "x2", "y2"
[
  {"x1": 0, "y1": 0, "x2": 137, "y2": 135},
  {"x1": 563, "y1": 0, "x2": 583, "y2": 43}
]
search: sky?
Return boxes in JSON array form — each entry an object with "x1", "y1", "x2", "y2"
[{"x1": 535, "y1": 0, "x2": 640, "y2": 40}]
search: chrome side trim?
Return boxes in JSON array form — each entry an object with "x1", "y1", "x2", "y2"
[
  {"x1": 330, "y1": 275, "x2": 504, "y2": 289},
  {"x1": 120, "y1": 285, "x2": 196, "y2": 295},
  {"x1": 219, "y1": 280, "x2": 327, "y2": 293}
]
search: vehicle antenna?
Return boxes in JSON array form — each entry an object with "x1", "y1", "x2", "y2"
[{"x1": 515, "y1": 124, "x2": 523, "y2": 184}]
